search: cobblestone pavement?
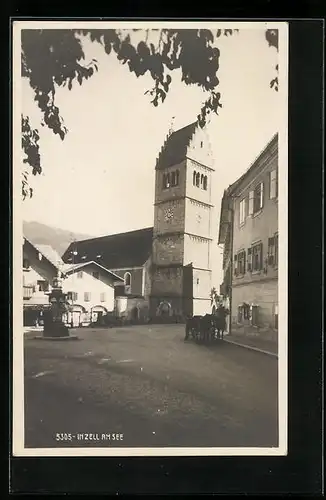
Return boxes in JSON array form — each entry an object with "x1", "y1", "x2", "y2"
[{"x1": 23, "y1": 324, "x2": 279, "y2": 449}]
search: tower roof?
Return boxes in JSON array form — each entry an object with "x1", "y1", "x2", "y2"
[{"x1": 156, "y1": 122, "x2": 198, "y2": 170}]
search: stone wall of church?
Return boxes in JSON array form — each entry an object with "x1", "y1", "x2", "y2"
[
  {"x1": 152, "y1": 234, "x2": 184, "y2": 266},
  {"x1": 151, "y1": 266, "x2": 183, "y2": 297},
  {"x1": 143, "y1": 257, "x2": 152, "y2": 299}
]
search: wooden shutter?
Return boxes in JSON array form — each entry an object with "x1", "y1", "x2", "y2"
[
  {"x1": 234, "y1": 254, "x2": 238, "y2": 275},
  {"x1": 247, "y1": 247, "x2": 252, "y2": 271},
  {"x1": 259, "y1": 243, "x2": 263, "y2": 269},
  {"x1": 270, "y1": 170, "x2": 276, "y2": 199},
  {"x1": 248, "y1": 190, "x2": 254, "y2": 215},
  {"x1": 259, "y1": 182, "x2": 264, "y2": 208},
  {"x1": 243, "y1": 250, "x2": 246, "y2": 274}
]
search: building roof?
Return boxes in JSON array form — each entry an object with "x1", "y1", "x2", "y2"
[
  {"x1": 32, "y1": 243, "x2": 64, "y2": 268},
  {"x1": 226, "y1": 133, "x2": 278, "y2": 197},
  {"x1": 62, "y1": 227, "x2": 153, "y2": 269},
  {"x1": 23, "y1": 237, "x2": 64, "y2": 274},
  {"x1": 62, "y1": 261, "x2": 124, "y2": 282},
  {"x1": 156, "y1": 122, "x2": 198, "y2": 170}
]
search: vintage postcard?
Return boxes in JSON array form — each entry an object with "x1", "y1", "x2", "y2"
[{"x1": 12, "y1": 20, "x2": 288, "y2": 457}]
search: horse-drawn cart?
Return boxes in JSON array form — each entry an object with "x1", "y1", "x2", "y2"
[{"x1": 184, "y1": 308, "x2": 228, "y2": 344}]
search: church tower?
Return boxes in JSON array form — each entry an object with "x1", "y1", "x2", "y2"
[{"x1": 150, "y1": 122, "x2": 215, "y2": 319}]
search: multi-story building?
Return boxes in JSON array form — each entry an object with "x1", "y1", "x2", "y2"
[
  {"x1": 61, "y1": 261, "x2": 124, "y2": 327},
  {"x1": 218, "y1": 134, "x2": 278, "y2": 336},
  {"x1": 23, "y1": 237, "x2": 61, "y2": 326}
]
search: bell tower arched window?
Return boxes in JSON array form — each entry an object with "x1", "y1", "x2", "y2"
[
  {"x1": 193, "y1": 171, "x2": 197, "y2": 186},
  {"x1": 124, "y1": 272, "x2": 132, "y2": 294},
  {"x1": 196, "y1": 172, "x2": 200, "y2": 187},
  {"x1": 203, "y1": 175, "x2": 208, "y2": 190},
  {"x1": 124, "y1": 272, "x2": 131, "y2": 287}
]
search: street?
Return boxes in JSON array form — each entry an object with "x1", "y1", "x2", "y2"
[{"x1": 24, "y1": 324, "x2": 278, "y2": 449}]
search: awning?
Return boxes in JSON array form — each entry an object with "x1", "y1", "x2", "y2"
[{"x1": 23, "y1": 303, "x2": 51, "y2": 310}]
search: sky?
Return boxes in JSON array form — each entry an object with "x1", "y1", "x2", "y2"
[{"x1": 20, "y1": 26, "x2": 281, "y2": 287}]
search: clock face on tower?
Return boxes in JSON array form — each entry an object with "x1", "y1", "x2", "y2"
[{"x1": 164, "y1": 207, "x2": 174, "y2": 221}]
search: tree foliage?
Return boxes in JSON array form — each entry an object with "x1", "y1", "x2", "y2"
[{"x1": 21, "y1": 27, "x2": 278, "y2": 198}]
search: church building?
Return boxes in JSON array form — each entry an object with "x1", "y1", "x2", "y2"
[{"x1": 62, "y1": 122, "x2": 215, "y2": 322}]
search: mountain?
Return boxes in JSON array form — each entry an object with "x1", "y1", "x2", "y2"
[{"x1": 23, "y1": 220, "x2": 95, "y2": 258}]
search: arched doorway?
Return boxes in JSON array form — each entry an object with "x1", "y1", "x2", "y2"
[
  {"x1": 157, "y1": 301, "x2": 172, "y2": 317},
  {"x1": 131, "y1": 306, "x2": 139, "y2": 323},
  {"x1": 91, "y1": 305, "x2": 108, "y2": 325},
  {"x1": 69, "y1": 305, "x2": 86, "y2": 328}
]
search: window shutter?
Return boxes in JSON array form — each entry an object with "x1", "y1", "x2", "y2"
[
  {"x1": 234, "y1": 254, "x2": 238, "y2": 275},
  {"x1": 243, "y1": 251, "x2": 246, "y2": 274},
  {"x1": 259, "y1": 182, "x2": 264, "y2": 208},
  {"x1": 248, "y1": 190, "x2": 254, "y2": 215},
  {"x1": 259, "y1": 243, "x2": 263, "y2": 269},
  {"x1": 247, "y1": 248, "x2": 252, "y2": 271}
]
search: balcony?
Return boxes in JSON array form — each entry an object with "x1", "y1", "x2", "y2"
[{"x1": 23, "y1": 285, "x2": 34, "y2": 299}]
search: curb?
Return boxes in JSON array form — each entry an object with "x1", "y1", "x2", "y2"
[
  {"x1": 34, "y1": 335, "x2": 80, "y2": 341},
  {"x1": 224, "y1": 338, "x2": 278, "y2": 358}
]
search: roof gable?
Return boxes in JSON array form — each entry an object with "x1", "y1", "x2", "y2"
[
  {"x1": 23, "y1": 237, "x2": 61, "y2": 273},
  {"x1": 63, "y1": 261, "x2": 124, "y2": 282},
  {"x1": 155, "y1": 122, "x2": 198, "y2": 170}
]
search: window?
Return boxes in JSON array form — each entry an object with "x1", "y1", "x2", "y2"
[
  {"x1": 164, "y1": 170, "x2": 179, "y2": 189},
  {"x1": 200, "y1": 174, "x2": 204, "y2": 188},
  {"x1": 195, "y1": 172, "x2": 200, "y2": 187},
  {"x1": 92, "y1": 271, "x2": 100, "y2": 280},
  {"x1": 267, "y1": 236, "x2": 276, "y2": 266},
  {"x1": 238, "y1": 250, "x2": 246, "y2": 275},
  {"x1": 253, "y1": 182, "x2": 264, "y2": 213},
  {"x1": 239, "y1": 198, "x2": 246, "y2": 225},
  {"x1": 68, "y1": 291, "x2": 78, "y2": 301},
  {"x1": 23, "y1": 258, "x2": 30, "y2": 270},
  {"x1": 252, "y1": 242, "x2": 263, "y2": 271},
  {"x1": 193, "y1": 170, "x2": 197, "y2": 186},
  {"x1": 238, "y1": 303, "x2": 250, "y2": 322},
  {"x1": 269, "y1": 169, "x2": 278, "y2": 199},
  {"x1": 249, "y1": 182, "x2": 264, "y2": 215},
  {"x1": 203, "y1": 175, "x2": 208, "y2": 190},
  {"x1": 247, "y1": 247, "x2": 252, "y2": 272},
  {"x1": 234, "y1": 250, "x2": 246, "y2": 276},
  {"x1": 163, "y1": 173, "x2": 171, "y2": 189},
  {"x1": 37, "y1": 280, "x2": 49, "y2": 292},
  {"x1": 175, "y1": 170, "x2": 179, "y2": 186},
  {"x1": 77, "y1": 271, "x2": 83, "y2": 279},
  {"x1": 274, "y1": 233, "x2": 278, "y2": 268},
  {"x1": 200, "y1": 141, "x2": 203, "y2": 148},
  {"x1": 124, "y1": 272, "x2": 131, "y2": 287},
  {"x1": 84, "y1": 292, "x2": 91, "y2": 302},
  {"x1": 100, "y1": 292, "x2": 106, "y2": 302}
]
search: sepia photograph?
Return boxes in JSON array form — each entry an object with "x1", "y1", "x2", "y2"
[{"x1": 12, "y1": 21, "x2": 288, "y2": 457}]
